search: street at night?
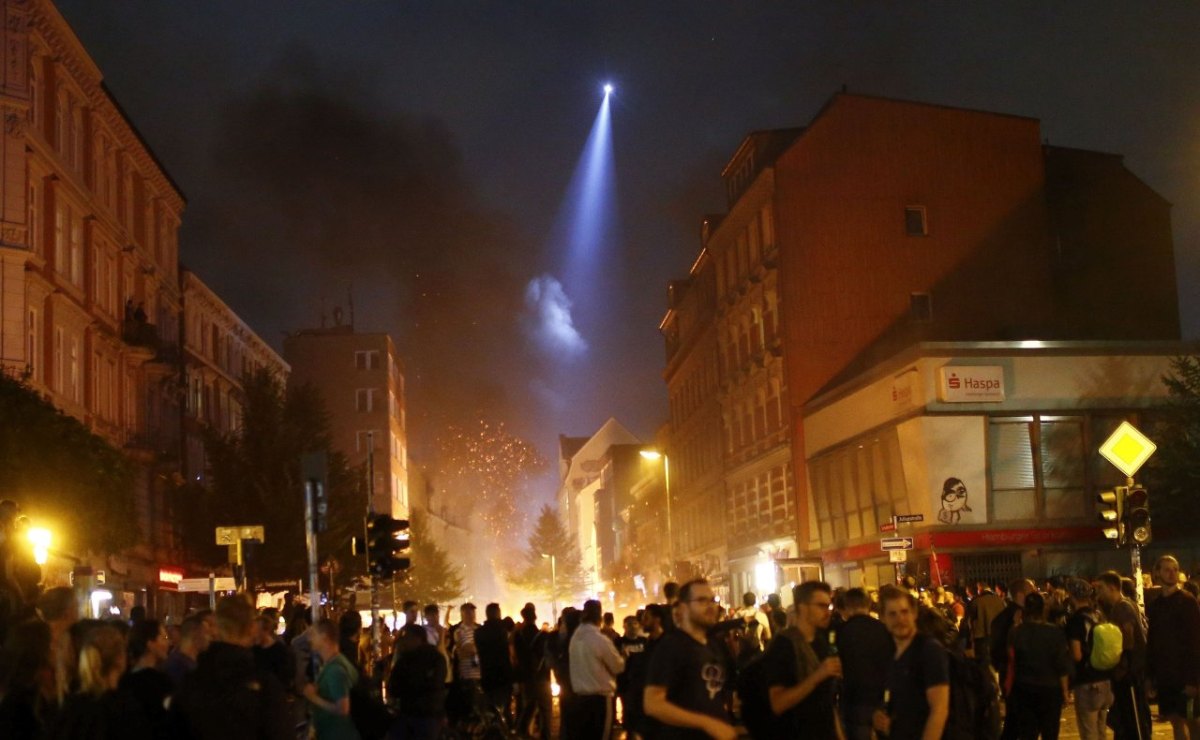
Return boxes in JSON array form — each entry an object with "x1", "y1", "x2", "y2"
[{"x1": 1, "y1": 1, "x2": 1199, "y2": 739}]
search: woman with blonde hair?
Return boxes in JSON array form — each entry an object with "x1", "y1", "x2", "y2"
[{"x1": 50, "y1": 623, "x2": 150, "y2": 739}]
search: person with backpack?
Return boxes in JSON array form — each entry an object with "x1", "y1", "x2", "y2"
[
  {"x1": 1064, "y1": 578, "x2": 1117, "y2": 740},
  {"x1": 1005, "y1": 592, "x2": 1070, "y2": 739},
  {"x1": 873, "y1": 586, "x2": 950, "y2": 740},
  {"x1": 762, "y1": 581, "x2": 842, "y2": 739},
  {"x1": 1095, "y1": 571, "x2": 1151, "y2": 740},
  {"x1": 734, "y1": 592, "x2": 770, "y2": 666}
]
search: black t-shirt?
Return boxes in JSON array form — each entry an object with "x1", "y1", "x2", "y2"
[
  {"x1": 389, "y1": 644, "x2": 448, "y2": 718},
  {"x1": 885, "y1": 635, "x2": 949, "y2": 740},
  {"x1": 616, "y1": 635, "x2": 649, "y2": 694},
  {"x1": 836, "y1": 614, "x2": 894, "y2": 709},
  {"x1": 513, "y1": 623, "x2": 549, "y2": 682},
  {"x1": 1065, "y1": 607, "x2": 1113, "y2": 686},
  {"x1": 644, "y1": 630, "x2": 731, "y2": 740},
  {"x1": 118, "y1": 667, "x2": 173, "y2": 736},
  {"x1": 475, "y1": 619, "x2": 514, "y2": 689},
  {"x1": 762, "y1": 628, "x2": 836, "y2": 739}
]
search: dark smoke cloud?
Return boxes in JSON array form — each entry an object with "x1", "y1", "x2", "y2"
[{"x1": 195, "y1": 47, "x2": 537, "y2": 451}]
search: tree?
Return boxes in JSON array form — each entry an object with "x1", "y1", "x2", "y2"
[
  {"x1": 176, "y1": 369, "x2": 365, "y2": 581},
  {"x1": 396, "y1": 510, "x2": 463, "y2": 606},
  {"x1": 1148, "y1": 356, "x2": 1200, "y2": 534},
  {"x1": 509, "y1": 504, "x2": 589, "y2": 604},
  {"x1": 0, "y1": 374, "x2": 138, "y2": 554}
]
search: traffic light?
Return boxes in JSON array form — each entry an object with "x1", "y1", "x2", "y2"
[
  {"x1": 366, "y1": 514, "x2": 411, "y2": 577},
  {"x1": 1097, "y1": 486, "x2": 1126, "y2": 544},
  {"x1": 1124, "y1": 484, "x2": 1151, "y2": 546}
]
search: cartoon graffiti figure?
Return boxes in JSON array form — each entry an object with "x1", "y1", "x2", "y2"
[{"x1": 937, "y1": 477, "x2": 972, "y2": 524}]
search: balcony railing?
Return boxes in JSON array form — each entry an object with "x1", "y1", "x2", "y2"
[{"x1": 122, "y1": 320, "x2": 160, "y2": 352}]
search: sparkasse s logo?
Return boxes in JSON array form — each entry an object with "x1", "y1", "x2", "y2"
[{"x1": 938, "y1": 366, "x2": 1005, "y2": 403}]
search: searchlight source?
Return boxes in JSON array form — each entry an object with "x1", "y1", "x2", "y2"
[{"x1": 603, "y1": 83, "x2": 614, "y2": 95}]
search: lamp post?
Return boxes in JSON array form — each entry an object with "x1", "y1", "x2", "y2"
[
  {"x1": 541, "y1": 553, "x2": 558, "y2": 623},
  {"x1": 639, "y1": 449, "x2": 673, "y2": 579}
]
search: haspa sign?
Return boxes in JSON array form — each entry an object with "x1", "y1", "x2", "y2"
[{"x1": 937, "y1": 366, "x2": 1005, "y2": 403}]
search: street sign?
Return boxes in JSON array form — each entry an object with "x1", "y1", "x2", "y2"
[
  {"x1": 894, "y1": 514, "x2": 924, "y2": 524},
  {"x1": 889, "y1": 550, "x2": 908, "y2": 563},
  {"x1": 1098, "y1": 421, "x2": 1156, "y2": 478},
  {"x1": 881, "y1": 537, "x2": 914, "y2": 551},
  {"x1": 880, "y1": 521, "x2": 896, "y2": 532},
  {"x1": 178, "y1": 577, "x2": 236, "y2": 592},
  {"x1": 215, "y1": 525, "x2": 265, "y2": 545}
]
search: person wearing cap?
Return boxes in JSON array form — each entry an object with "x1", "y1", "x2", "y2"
[{"x1": 1064, "y1": 578, "x2": 1114, "y2": 740}]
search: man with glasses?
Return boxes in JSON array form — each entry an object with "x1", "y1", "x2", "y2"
[
  {"x1": 644, "y1": 579, "x2": 737, "y2": 740},
  {"x1": 763, "y1": 581, "x2": 843, "y2": 739}
]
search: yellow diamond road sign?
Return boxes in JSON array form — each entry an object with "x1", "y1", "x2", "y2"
[{"x1": 1098, "y1": 421, "x2": 1157, "y2": 478}]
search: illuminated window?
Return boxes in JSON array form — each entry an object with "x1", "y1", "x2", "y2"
[{"x1": 904, "y1": 206, "x2": 928, "y2": 236}]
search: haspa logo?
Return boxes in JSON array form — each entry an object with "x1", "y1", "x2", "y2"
[{"x1": 948, "y1": 373, "x2": 961, "y2": 390}]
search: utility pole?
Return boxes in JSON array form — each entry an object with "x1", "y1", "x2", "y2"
[{"x1": 367, "y1": 431, "x2": 381, "y2": 666}]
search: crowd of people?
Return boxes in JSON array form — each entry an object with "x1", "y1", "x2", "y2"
[{"x1": 0, "y1": 554, "x2": 1197, "y2": 740}]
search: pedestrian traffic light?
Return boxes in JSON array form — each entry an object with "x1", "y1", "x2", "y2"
[
  {"x1": 366, "y1": 514, "x2": 411, "y2": 577},
  {"x1": 1123, "y1": 484, "x2": 1151, "y2": 546},
  {"x1": 1097, "y1": 486, "x2": 1125, "y2": 544}
]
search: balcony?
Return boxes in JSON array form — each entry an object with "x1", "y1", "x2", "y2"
[{"x1": 122, "y1": 320, "x2": 160, "y2": 354}]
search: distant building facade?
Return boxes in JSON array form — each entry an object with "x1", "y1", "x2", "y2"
[
  {"x1": 659, "y1": 248, "x2": 728, "y2": 591},
  {"x1": 662, "y1": 92, "x2": 1181, "y2": 596},
  {"x1": 180, "y1": 268, "x2": 288, "y2": 484},
  {"x1": 0, "y1": 0, "x2": 190, "y2": 610},
  {"x1": 283, "y1": 325, "x2": 409, "y2": 518}
]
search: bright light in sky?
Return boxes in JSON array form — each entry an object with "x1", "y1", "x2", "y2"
[{"x1": 603, "y1": 83, "x2": 614, "y2": 95}]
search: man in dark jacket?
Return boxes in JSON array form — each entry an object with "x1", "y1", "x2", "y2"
[
  {"x1": 836, "y1": 588, "x2": 894, "y2": 740},
  {"x1": 171, "y1": 595, "x2": 292, "y2": 740},
  {"x1": 967, "y1": 581, "x2": 1005, "y2": 670},
  {"x1": 474, "y1": 603, "x2": 515, "y2": 722},
  {"x1": 388, "y1": 624, "x2": 448, "y2": 740},
  {"x1": 512, "y1": 603, "x2": 551, "y2": 739}
]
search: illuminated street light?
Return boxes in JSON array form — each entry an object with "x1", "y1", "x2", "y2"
[
  {"x1": 639, "y1": 449, "x2": 673, "y2": 578},
  {"x1": 27, "y1": 527, "x2": 51, "y2": 565}
]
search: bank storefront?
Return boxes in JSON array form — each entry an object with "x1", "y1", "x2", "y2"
[{"x1": 802, "y1": 341, "x2": 1196, "y2": 589}]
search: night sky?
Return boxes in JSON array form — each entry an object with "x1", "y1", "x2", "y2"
[{"x1": 56, "y1": 1, "x2": 1200, "y2": 488}]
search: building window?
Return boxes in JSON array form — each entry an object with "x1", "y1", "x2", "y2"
[
  {"x1": 988, "y1": 416, "x2": 1089, "y2": 522},
  {"x1": 355, "y1": 350, "x2": 380, "y2": 370},
  {"x1": 26, "y1": 309, "x2": 40, "y2": 382},
  {"x1": 68, "y1": 334, "x2": 80, "y2": 403},
  {"x1": 910, "y1": 293, "x2": 932, "y2": 323},
  {"x1": 53, "y1": 327, "x2": 63, "y2": 392},
  {"x1": 904, "y1": 206, "x2": 928, "y2": 236},
  {"x1": 355, "y1": 388, "x2": 377, "y2": 412},
  {"x1": 27, "y1": 180, "x2": 38, "y2": 255},
  {"x1": 69, "y1": 215, "x2": 82, "y2": 286},
  {"x1": 810, "y1": 428, "x2": 908, "y2": 547},
  {"x1": 53, "y1": 204, "x2": 65, "y2": 275}
]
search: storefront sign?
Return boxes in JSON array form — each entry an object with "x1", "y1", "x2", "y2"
[
  {"x1": 158, "y1": 568, "x2": 184, "y2": 586},
  {"x1": 937, "y1": 366, "x2": 1005, "y2": 403}
]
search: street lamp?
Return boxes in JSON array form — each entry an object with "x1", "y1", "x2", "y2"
[
  {"x1": 541, "y1": 553, "x2": 558, "y2": 623},
  {"x1": 639, "y1": 449, "x2": 673, "y2": 579},
  {"x1": 27, "y1": 527, "x2": 51, "y2": 566}
]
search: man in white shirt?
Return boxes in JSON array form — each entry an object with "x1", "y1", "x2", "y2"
[{"x1": 568, "y1": 599, "x2": 626, "y2": 740}]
